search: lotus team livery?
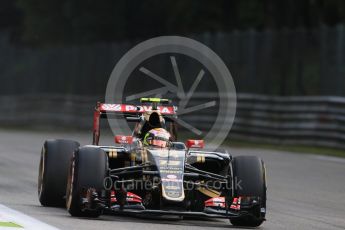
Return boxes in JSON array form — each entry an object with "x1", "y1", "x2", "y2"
[{"x1": 38, "y1": 98, "x2": 267, "y2": 227}]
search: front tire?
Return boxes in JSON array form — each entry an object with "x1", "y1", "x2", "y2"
[
  {"x1": 230, "y1": 155, "x2": 266, "y2": 227},
  {"x1": 66, "y1": 146, "x2": 108, "y2": 217},
  {"x1": 38, "y1": 139, "x2": 80, "y2": 207}
]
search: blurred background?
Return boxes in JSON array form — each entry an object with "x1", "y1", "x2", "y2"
[{"x1": 1, "y1": 0, "x2": 345, "y2": 152}]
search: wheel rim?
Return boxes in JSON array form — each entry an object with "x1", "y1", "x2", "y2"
[
  {"x1": 38, "y1": 147, "x2": 45, "y2": 198},
  {"x1": 66, "y1": 156, "x2": 75, "y2": 210}
]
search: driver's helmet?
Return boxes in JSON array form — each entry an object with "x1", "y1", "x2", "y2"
[{"x1": 143, "y1": 128, "x2": 171, "y2": 147}]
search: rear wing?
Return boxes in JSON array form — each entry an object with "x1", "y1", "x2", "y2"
[
  {"x1": 93, "y1": 102, "x2": 177, "y2": 145},
  {"x1": 99, "y1": 103, "x2": 176, "y2": 115}
]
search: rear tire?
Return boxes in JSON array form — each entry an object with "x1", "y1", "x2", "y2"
[
  {"x1": 38, "y1": 139, "x2": 80, "y2": 207},
  {"x1": 66, "y1": 146, "x2": 108, "y2": 217},
  {"x1": 230, "y1": 155, "x2": 266, "y2": 227}
]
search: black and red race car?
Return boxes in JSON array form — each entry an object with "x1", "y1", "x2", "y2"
[{"x1": 38, "y1": 98, "x2": 267, "y2": 227}]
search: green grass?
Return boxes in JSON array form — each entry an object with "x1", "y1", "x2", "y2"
[
  {"x1": 0, "y1": 222, "x2": 23, "y2": 228},
  {"x1": 224, "y1": 139, "x2": 345, "y2": 158},
  {"x1": 178, "y1": 131, "x2": 345, "y2": 158},
  {"x1": 2, "y1": 126, "x2": 345, "y2": 158}
]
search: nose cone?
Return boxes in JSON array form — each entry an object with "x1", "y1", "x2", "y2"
[{"x1": 147, "y1": 149, "x2": 186, "y2": 202}]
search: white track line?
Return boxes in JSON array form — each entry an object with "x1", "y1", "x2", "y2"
[{"x1": 0, "y1": 204, "x2": 59, "y2": 230}]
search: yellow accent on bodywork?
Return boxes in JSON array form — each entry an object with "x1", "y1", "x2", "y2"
[
  {"x1": 196, "y1": 155, "x2": 205, "y2": 163},
  {"x1": 108, "y1": 150, "x2": 117, "y2": 158},
  {"x1": 198, "y1": 187, "x2": 221, "y2": 198},
  {"x1": 140, "y1": 98, "x2": 169, "y2": 103}
]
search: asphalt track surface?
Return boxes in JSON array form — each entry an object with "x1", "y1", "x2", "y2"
[{"x1": 0, "y1": 129, "x2": 344, "y2": 230}]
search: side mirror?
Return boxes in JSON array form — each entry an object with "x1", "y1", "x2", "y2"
[
  {"x1": 185, "y1": 139, "x2": 204, "y2": 149},
  {"x1": 115, "y1": 135, "x2": 133, "y2": 144}
]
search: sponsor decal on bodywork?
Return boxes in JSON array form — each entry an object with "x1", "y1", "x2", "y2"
[
  {"x1": 148, "y1": 149, "x2": 186, "y2": 201},
  {"x1": 100, "y1": 104, "x2": 175, "y2": 115}
]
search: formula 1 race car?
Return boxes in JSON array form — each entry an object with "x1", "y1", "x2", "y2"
[{"x1": 38, "y1": 98, "x2": 267, "y2": 227}]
